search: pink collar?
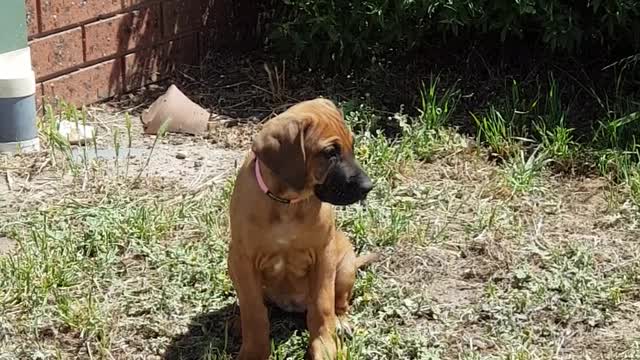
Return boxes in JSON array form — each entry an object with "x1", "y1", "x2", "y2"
[{"x1": 254, "y1": 156, "x2": 302, "y2": 204}]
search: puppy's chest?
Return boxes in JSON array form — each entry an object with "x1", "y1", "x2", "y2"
[
  {"x1": 254, "y1": 211, "x2": 331, "y2": 283},
  {"x1": 258, "y1": 248, "x2": 316, "y2": 282},
  {"x1": 262, "y1": 217, "x2": 328, "y2": 248}
]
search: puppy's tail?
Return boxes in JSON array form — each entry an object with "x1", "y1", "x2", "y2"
[{"x1": 354, "y1": 252, "x2": 380, "y2": 269}]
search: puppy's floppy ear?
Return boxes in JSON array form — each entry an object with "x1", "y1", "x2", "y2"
[{"x1": 252, "y1": 115, "x2": 308, "y2": 191}]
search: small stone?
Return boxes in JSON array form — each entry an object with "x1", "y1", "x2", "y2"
[
  {"x1": 176, "y1": 152, "x2": 187, "y2": 160},
  {"x1": 194, "y1": 161, "x2": 203, "y2": 168},
  {"x1": 57, "y1": 120, "x2": 95, "y2": 145}
]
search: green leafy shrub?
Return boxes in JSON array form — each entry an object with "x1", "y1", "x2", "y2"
[{"x1": 269, "y1": 0, "x2": 640, "y2": 71}]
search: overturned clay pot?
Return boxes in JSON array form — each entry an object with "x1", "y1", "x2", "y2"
[{"x1": 141, "y1": 84, "x2": 210, "y2": 136}]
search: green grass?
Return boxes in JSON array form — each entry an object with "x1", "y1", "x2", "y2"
[
  {"x1": 0, "y1": 188, "x2": 235, "y2": 357},
  {"x1": 465, "y1": 70, "x2": 640, "y2": 204},
  {"x1": 500, "y1": 147, "x2": 550, "y2": 194},
  {"x1": 416, "y1": 75, "x2": 461, "y2": 131},
  {"x1": 472, "y1": 106, "x2": 522, "y2": 160},
  {"x1": 534, "y1": 120, "x2": 577, "y2": 169}
]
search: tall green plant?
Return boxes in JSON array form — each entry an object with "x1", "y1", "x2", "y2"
[{"x1": 417, "y1": 76, "x2": 460, "y2": 130}]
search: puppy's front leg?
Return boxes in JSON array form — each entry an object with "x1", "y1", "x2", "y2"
[
  {"x1": 307, "y1": 249, "x2": 338, "y2": 360},
  {"x1": 229, "y1": 254, "x2": 270, "y2": 360}
]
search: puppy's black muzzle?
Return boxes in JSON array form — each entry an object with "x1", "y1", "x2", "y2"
[{"x1": 314, "y1": 155, "x2": 373, "y2": 206}]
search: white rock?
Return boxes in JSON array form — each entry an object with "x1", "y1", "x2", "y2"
[{"x1": 57, "y1": 120, "x2": 95, "y2": 145}]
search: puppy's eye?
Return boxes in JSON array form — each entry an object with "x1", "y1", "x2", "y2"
[{"x1": 323, "y1": 146, "x2": 340, "y2": 159}]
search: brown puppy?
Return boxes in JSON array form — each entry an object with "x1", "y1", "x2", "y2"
[{"x1": 228, "y1": 98, "x2": 377, "y2": 360}]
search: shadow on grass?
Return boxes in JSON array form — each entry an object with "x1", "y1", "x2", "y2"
[{"x1": 164, "y1": 302, "x2": 307, "y2": 359}]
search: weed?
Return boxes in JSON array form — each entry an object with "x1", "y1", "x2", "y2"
[
  {"x1": 113, "y1": 127, "x2": 121, "y2": 177},
  {"x1": 500, "y1": 147, "x2": 550, "y2": 194},
  {"x1": 505, "y1": 79, "x2": 539, "y2": 135},
  {"x1": 538, "y1": 73, "x2": 565, "y2": 130},
  {"x1": 472, "y1": 106, "x2": 522, "y2": 159},
  {"x1": 344, "y1": 79, "x2": 461, "y2": 171},
  {"x1": 590, "y1": 63, "x2": 640, "y2": 152},
  {"x1": 0, "y1": 186, "x2": 234, "y2": 358},
  {"x1": 531, "y1": 74, "x2": 578, "y2": 168},
  {"x1": 39, "y1": 103, "x2": 77, "y2": 171},
  {"x1": 595, "y1": 149, "x2": 639, "y2": 182},
  {"x1": 534, "y1": 120, "x2": 577, "y2": 170},
  {"x1": 80, "y1": 106, "x2": 90, "y2": 178},
  {"x1": 339, "y1": 200, "x2": 415, "y2": 248},
  {"x1": 352, "y1": 129, "x2": 411, "y2": 183},
  {"x1": 342, "y1": 103, "x2": 412, "y2": 181},
  {"x1": 596, "y1": 109, "x2": 640, "y2": 150},
  {"x1": 417, "y1": 75, "x2": 460, "y2": 131},
  {"x1": 342, "y1": 101, "x2": 382, "y2": 134},
  {"x1": 397, "y1": 112, "x2": 437, "y2": 162}
]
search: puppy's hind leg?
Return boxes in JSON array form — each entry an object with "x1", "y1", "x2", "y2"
[
  {"x1": 333, "y1": 232, "x2": 379, "y2": 316},
  {"x1": 334, "y1": 253, "x2": 356, "y2": 316}
]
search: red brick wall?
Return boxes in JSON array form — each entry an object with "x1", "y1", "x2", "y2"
[{"x1": 25, "y1": 0, "x2": 250, "y2": 107}]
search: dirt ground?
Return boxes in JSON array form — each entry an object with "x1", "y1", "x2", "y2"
[{"x1": 0, "y1": 105, "x2": 253, "y2": 213}]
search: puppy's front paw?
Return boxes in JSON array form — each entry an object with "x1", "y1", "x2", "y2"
[
  {"x1": 308, "y1": 337, "x2": 337, "y2": 360},
  {"x1": 336, "y1": 317, "x2": 353, "y2": 339}
]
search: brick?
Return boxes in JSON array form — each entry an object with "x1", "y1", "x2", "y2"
[
  {"x1": 40, "y1": 0, "x2": 121, "y2": 32},
  {"x1": 124, "y1": 35, "x2": 198, "y2": 91},
  {"x1": 29, "y1": 27, "x2": 83, "y2": 80},
  {"x1": 163, "y1": 0, "x2": 216, "y2": 37},
  {"x1": 25, "y1": 0, "x2": 39, "y2": 36},
  {"x1": 84, "y1": 5, "x2": 162, "y2": 62},
  {"x1": 42, "y1": 59, "x2": 123, "y2": 106}
]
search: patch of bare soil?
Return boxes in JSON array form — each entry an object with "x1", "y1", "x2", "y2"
[{"x1": 0, "y1": 106, "x2": 247, "y2": 214}]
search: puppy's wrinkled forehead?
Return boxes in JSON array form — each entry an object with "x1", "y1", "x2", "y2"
[{"x1": 289, "y1": 99, "x2": 353, "y2": 153}]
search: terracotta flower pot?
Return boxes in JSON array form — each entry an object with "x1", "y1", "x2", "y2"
[{"x1": 141, "y1": 84, "x2": 210, "y2": 136}]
